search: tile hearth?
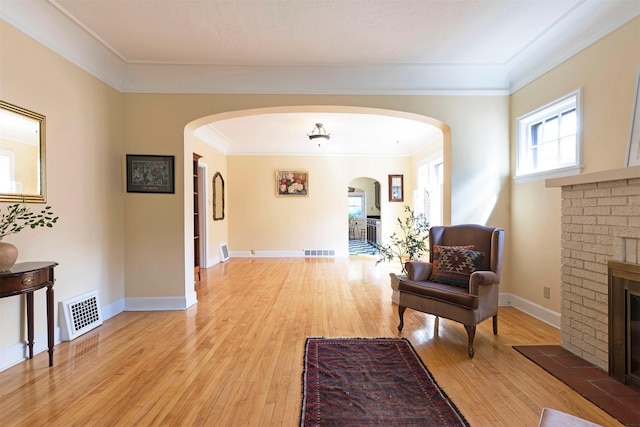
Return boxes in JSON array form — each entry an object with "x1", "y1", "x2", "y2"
[{"x1": 514, "y1": 345, "x2": 640, "y2": 426}]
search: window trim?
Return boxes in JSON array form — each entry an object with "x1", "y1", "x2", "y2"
[
  {"x1": 348, "y1": 191, "x2": 366, "y2": 219},
  {"x1": 515, "y1": 89, "x2": 582, "y2": 183}
]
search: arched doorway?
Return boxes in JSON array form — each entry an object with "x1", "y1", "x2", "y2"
[
  {"x1": 184, "y1": 106, "x2": 449, "y2": 271},
  {"x1": 348, "y1": 177, "x2": 379, "y2": 255}
]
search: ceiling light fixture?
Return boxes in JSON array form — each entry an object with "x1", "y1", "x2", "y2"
[{"x1": 308, "y1": 123, "x2": 330, "y2": 147}]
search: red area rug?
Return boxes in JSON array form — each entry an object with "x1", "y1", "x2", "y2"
[{"x1": 300, "y1": 337, "x2": 469, "y2": 426}]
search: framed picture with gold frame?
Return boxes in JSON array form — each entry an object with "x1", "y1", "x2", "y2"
[
  {"x1": 388, "y1": 174, "x2": 403, "y2": 202},
  {"x1": 276, "y1": 170, "x2": 308, "y2": 197}
]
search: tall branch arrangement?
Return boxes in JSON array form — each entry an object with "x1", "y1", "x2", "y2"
[
  {"x1": 0, "y1": 203, "x2": 58, "y2": 239},
  {"x1": 373, "y1": 206, "x2": 429, "y2": 274}
]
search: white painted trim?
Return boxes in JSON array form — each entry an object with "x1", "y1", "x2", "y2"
[
  {"x1": 498, "y1": 292, "x2": 512, "y2": 307},
  {"x1": 230, "y1": 250, "x2": 349, "y2": 258},
  {"x1": 101, "y1": 298, "x2": 125, "y2": 321},
  {"x1": 185, "y1": 291, "x2": 198, "y2": 310},
  {"x1": 0, "y1": 299, "x2": 125, "y2": 372},
  {"x1": 125, "y1": 296, "x2": 196, "y2": 311},
  {"x1": 197, "y1": 162, "x2": 208, "y2": 268},
  {"x1": 0, "y1": 327, "x2": 61, "y2": 372},
  {"x1": 500, "y1": 293, "x2": 561, "y2": 329},
  {"x1": 208, "y1": 255, "x2": 221, "y2": 267}
]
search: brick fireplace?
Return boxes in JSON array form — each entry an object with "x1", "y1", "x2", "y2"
[{"x1": 547, "y1": 166, "x2": 640, "y2": 372}]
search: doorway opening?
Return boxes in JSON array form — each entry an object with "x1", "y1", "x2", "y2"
[{"x1": 348, "y1": 177, "x2": 379, "y2": 255}]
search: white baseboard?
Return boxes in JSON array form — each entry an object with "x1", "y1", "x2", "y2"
[
  {"x1": 229, "y1": 250, "x2": 350, "y2": 258},
  {"x1": 230, "y1": 250, "x2": 305, "y2": 257},
  {"x1": 0, "y1": 294, "x2": 198, "y2": 372},
  {"x1": 101, "y1": 298, "x2": 125, "y2": 321},
  {"x1": 500, "y1": 292, "x2": 561, "y2": 329},
  {"x1": 0, "y1": 327, "x2": 62, "y2": 371},
  {"x1": 125, "y1": 296, "x2": 197, "y2": 311},
  {"x1": 206, "y1": 255, "x2": 221, "y2": 267}
]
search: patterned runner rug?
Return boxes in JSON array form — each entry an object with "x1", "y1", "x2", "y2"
[{"x1": 300, "y1": 337, "x2": 469, "y2": 426}]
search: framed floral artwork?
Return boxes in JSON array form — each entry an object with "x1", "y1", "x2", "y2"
[{"x1": 276, "y1": 170, "x2": 308, "y2": 197}]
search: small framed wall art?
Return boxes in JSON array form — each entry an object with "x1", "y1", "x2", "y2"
[
  {"x1": 126, "y1": 154, "x2": 175, "y2": 194},
  {"x1": 276, "y1": 170, "x2": 308, "y2": 197},
  {"x1": 388, "y1": 174, "x2": 404, "y2": 202}
]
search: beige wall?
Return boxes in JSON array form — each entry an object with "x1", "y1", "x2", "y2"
[
  {"x1": 509, "y1": 17, "x2": 640, "y2": 313},
  {"x1": 227, "y1": 155, "x2": 410, "y2": 256},
  {"x1": 0, "y1": 22, "x2": 124, "y2": 364}
]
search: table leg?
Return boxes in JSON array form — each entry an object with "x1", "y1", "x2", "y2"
[
  {"x1": 47, "y1": 284, "x2": 54, "y2": 367},
  {"x1": 26, "y1": 292, "x2": 34, "y2": 359}
]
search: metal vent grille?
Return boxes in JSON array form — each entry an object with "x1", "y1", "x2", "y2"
[
  {"x1": 60, "y1": 290, "x2": 103, "y2": 341},
  {"x1": 220, "y1": 243, "x2": 230, "y2": 262},
  {"x1": 304, "y1": 249, "x2": 335, "y2": 257}
]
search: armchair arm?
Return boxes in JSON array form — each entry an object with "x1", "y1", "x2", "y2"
[
  {"x1": 404, "y1": 261, "x2": 433, "y2": 281},
  {"x1": 469, "y1": 270, "x2": 498, "y2": 294}
]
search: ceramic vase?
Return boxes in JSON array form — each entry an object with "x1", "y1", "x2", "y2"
[{"x1": 0, "y1": 239, "x2": 18, "y2": 272}]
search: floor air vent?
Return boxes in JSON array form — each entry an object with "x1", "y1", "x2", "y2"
[
  {"x1": 304, "y1": 249, "x2": 335, "y2": 257},
  {"x1": 60, "y1": 290, "x2": 103, "y2": 341},
  {"x1": 220, "y1": 243, "x2": 230, "y2": 262}
]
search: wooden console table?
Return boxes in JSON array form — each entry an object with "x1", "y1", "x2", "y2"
[{"x1": 0, "y1": 262, "x2": 58, "y2": 367}]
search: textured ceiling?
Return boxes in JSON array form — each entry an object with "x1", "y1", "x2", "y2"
[{"x1": 53, "y1": 0, "x2": 576, "y2": 66}]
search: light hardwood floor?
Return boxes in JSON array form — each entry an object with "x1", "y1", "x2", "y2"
[{"x1": 0, "y1": 257, "x2": 622, "y2": 426}]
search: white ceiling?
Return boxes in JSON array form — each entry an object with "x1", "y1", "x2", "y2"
[
  {"x1": 196, "y1": 111, "x2": 443, "y2": 156},
  {"x1": 1, "y1": 0, "x2": 638, "y2": 155}
]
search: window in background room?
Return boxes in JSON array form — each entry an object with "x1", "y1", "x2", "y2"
[
  {"x1": 0, "y1": 150, "x2": 15, "y2": 193},
  {"x1": 348, "y1": 192, "x2": 365, "y2": 219},
  {"x1": 415, "y1": 155, "x2": 443, "y2": 227},
  {"x1": 516, "y1": 89, "x2": 581, "y2": 182}
]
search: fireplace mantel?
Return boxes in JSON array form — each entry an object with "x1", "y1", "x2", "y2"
[{"x1": 546, "y1": 165, "x2": 640, "y2": 187}]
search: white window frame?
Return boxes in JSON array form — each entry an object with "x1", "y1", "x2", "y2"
[
  {"x1": 0, "y1": 150, "x2": 16, "y2": 193},
  {"x1": 348, "y1": 191, "x2": 366, "y2": 219},
  {"x1": 515, "y1": 89, "x2": 582, "y2": 183}
]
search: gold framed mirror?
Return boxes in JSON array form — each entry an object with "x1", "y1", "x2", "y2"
[
  {"x1": 0, "y1": 100, "x2": 47, "y2": 203},
  {"x1": 213, "y1": 172, "x2": 224, "y2": 221}
]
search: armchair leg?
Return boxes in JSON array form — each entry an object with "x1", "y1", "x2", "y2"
[
  {"x1": 464, "y1": 325, "x2": 476, "y2": 358},
  {"x1": 398, "y1": 306, "x2": 407, "y2": 332},
  {"x1": 434, "y1": 316, "x2": 439, "y2": 334},
  {"x1": 493, "y1": 314, "x2": 498, "y2": 335}
]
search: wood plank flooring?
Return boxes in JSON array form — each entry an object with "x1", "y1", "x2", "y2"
[{"x1": 0, "y1": 257, "x2": 623, "y2": 426}]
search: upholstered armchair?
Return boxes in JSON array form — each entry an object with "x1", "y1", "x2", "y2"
[{"x1": 397, "y1": 224, "x2": 504, "y2": 358}]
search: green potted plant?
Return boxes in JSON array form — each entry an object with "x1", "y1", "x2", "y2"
[
  {"x1": 373, "y1": 205, "x2": 429, "y2": 303},
  {"x1": 0, "y1": 202, "x2": 58, "y2": 271}
]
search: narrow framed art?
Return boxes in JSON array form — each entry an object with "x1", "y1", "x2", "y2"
[
  {"x1": 126, "y1": 154, "x2": 175, "y2": 194},
  {"x1": 388, "y1": 174, "x2": 404, "y2": 202},
  {"x1": 626, "y1": 68, "x2": 640, "y2": 167},
  {"x1": 276, "y1": 170, "x2": 308, "y2": 197}
]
